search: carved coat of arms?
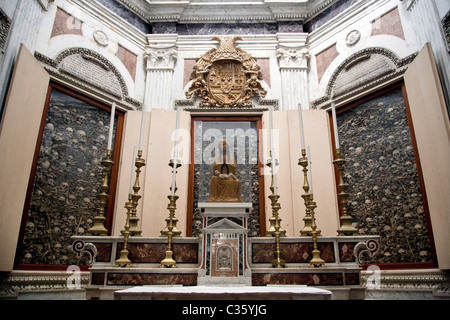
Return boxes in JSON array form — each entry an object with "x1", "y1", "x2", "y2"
[{"x1": 186, "y1": 36, "x2": 266, "y2": 108}]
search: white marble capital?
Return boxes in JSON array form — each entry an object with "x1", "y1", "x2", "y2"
[{"x1": 276, "y1": 46, "x2": 310, "y2": 70}]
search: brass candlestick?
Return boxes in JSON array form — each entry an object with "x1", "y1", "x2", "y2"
[
  {"x1": 269, "y1": 194, "x2": 286, "y2": 268},
  {"x1": 266, "y1": 154, "x2": 286, "y2": 237},
  {"x1": 160, "y1": 195, "x2": 178, "y2": 268},
  {"x1": 128, "y1": 149, "x2": 145, "y2": 236},
  {"x1": 87, "y1": 149, "x2": 113, "y2": 236},
  {"x1": 334, "y1": 148, "x2": 358, "y2": 236},
  {"x1": 115, "y1": 194, "x2": 133, "y2": 267},
  {"x1": 308, "y1": 194, "x2": 325, "y2": 268},
  {"x1": 160, "y1": 159, "x2": 182, "y2": 237},
  {"x1": 298, "y1": 148, "x2": 314, "y2": 236}
]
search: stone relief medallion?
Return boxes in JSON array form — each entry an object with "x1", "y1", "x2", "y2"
[
  {"x1": 93, "y1": 30, "x2": 109, "y2": 46},
  {"x1": 346, "y1": 30, "x2": 361, "y2": 46},
  {"x1": 186, "y1": 35, "x2": 266, "y2": 108}
]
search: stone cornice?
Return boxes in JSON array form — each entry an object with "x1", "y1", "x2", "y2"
[{"x1": 115, "y1": 0, "x2": 341, "y2": 23}]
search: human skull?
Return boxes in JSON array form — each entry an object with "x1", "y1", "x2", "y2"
[{"x1": 23, "y1": 253, "x2": 33, "y2": 264}]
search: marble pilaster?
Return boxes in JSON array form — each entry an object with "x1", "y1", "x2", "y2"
[
  {"x1": 144, "y1": 34, "x2": 178, "y2": 110},
  {"x1": 276, "y1": 34, "x2": 310, "y2": 110}
]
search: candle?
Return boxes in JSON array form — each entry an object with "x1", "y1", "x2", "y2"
[
  {"x1": 107, "y1": 102, "x2": 116, "y2": 150},
  {"x1": 298, "y1": 103, "x2": 305, "y2": 150},
  {"x1": 331, "y1": 102, "x2": 340, "y2": 149},
  {"x1": 138, "y1": 106, "x2": 145, "y2": 151},
  {"x1": 307, "y1": 146, "x2": 313, "y2": 194},
  {"x1": 129, "y1": 146, "x2": 137, "y2": 194},
  {"x1": 269, "y1": 107, "x2": 277, "y2": 195},
  {"x1": 171, "y1": 107, "x2": 181, "y2": 195}
]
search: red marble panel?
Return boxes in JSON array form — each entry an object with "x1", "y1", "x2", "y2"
[
  {"x1": 251, "y1": 242, "x2": 335, "y2": 263},
  {"x1": 92, "y1": 243, "x2": 112, "y2": 262},
  {"x1": 116, "y1": 45, "x2": 137, "y2": 81},
  {"x1": 252, "y1": 273, "x2": 344, "y2": 286},
  {"x1": 345, "y1": 273, "x2": 360, "y2": 285},
  {"x1": 371, "y1": 7, "x2": 405, "y2": 40},
  {"x1": 106, "y1": 273, "x2": 197, "y2": 286},
  {"x1": 315, "y1": 44, "x2": 339, "y2": 83},
  {"x1": 339, "y1": 242, "x2": 356, "y2": 262},
  {"x1": 116, "y1": 243, "x2": 198, "y2": 263},
  {"x1": 51, "y1": 8, "x2": 83, "y2": 38},
  {"x1": 91, "y1": 272, "x2": 106, "y2": 285}
]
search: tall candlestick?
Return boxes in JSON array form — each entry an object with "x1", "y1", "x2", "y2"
[
  {"x1": 171, "y1": 107, "x2": 181, "y2": 196},
  {"x1": 138, "y1": 107, "x2": 145, "y2": 151},
  {"x1": 129, "y1": 146, "x2": 137, "y2": 194},
  {"x1": 107, "y1": 102, "x2": 116, "y2": 150},
  {"x1": 331, "y1": 102, "x2": 340, "y2": 149},
  {"x1": 298, "y1": 103, "x2": 305, "y2": 150},
  {"x1": 307, "y1": 146, "x2": 313, "y2": 194},
  {"x1": 269, "y1": 107, "x2": 277, "y2": 195}
]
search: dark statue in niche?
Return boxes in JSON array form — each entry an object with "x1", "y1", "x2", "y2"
[{"x1": 209, "y1": 140, "x2": 242, "y2": 202}]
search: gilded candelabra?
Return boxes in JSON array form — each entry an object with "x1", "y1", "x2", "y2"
[
  {"x1": 334, "y1": 148, "x2": 358, "y2": 236},
  {"x1": 87, "y1": 149, "x2": 113, "y2": 236},
  {"x1": 160, "y1": 159, "x2": 182, "y2": 237},
  {"x1": 115, "y1": 194, "x2": 133, "y2": 267},
  {"x1": 269, "y1": 194, "x2": 286, "y2": 268},
  {"x1": 128, "y1": 149, "x2": 145, "y2": 236},
  {"x1": 308, "y1": 194, "x2": 325, "y2": 268},
  {"x1": 298, "y1": 149, "x2": 311, "y2": 236},
  {"x1": 160, "y1": 195, "x2": 179, "y2": 268},
  {"x1": 266, "y1": 154, "x2": 286, "y2": 237}
]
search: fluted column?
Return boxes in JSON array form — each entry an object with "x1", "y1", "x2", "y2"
[
  {"x1": 276, "y1": 43, "x2": 310, "y2": 111},
  {"x1": 144, "y1": 34, "x2": 178, "y2": 110}
]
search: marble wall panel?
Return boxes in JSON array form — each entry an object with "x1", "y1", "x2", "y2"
[
  {"x1": 371, "y1": 7, "x2": 405, "y2": 40},
  {"x1": 315, "y1": 44, "x2": 339, "y2": 84},
  {"x1": 252, "y1": 273, "x2": 344, "y2": 286},
  {"x1": 251, "y1": 242, "x2": 335, "y2": 263},
  {"x1": 176, "y1": 23, "x2": 278, "y2": 35},
  {"x1": 115, "y1": 243, "x2": 199, "y2": 263},
  {"x1": 106, "y1": 273, "x2": 197, "y2": 286},
  {"x1": 51, "y1": 7, "x2": 83, "y2": 38},
  {"x1": 304, "y1": 0, "x2": 359, "y2": 33},
  {"x1": 115, "y1": 45, "x2": 137, "y2": 82},
  {"x1": 337, "y1": 89, "x2": 433, "y2": 265}
]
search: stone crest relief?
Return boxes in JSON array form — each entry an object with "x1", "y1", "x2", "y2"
[{"x1": 186, "y1": 35, "x2": 266, "y2": 108}]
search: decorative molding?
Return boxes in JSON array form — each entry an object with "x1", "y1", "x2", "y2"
[
  {"x1": 34, "y1": 50, "x2": 141, "y2": 110},
  {"x1": 93, "y1": 30, "x2": 109, "y2": 47},
  {"x1": 361, "y1": 269, "x2": 450, "y2": 296},
  {"x1": 144, "y1": 46, "x2": 178, "y2": 70},
  {"x1": 114, "y1": 0, "x2": 339, "y2": 24},
  {"x1": 345, "y1": 30, "x2": 361, "y2": 46},
  {"x1": 276, "y1": 46, "x2": 310, "y2": 70},
  {"x1": 354, "y1": 239, "x2": 380, "y2": 266},
  {"x1": 0, "y1": 7, "x2": 11, "y2": 54},
  {"x1": 72, "y1": 240, "x2": 98, "y2": 266},
  {"x1": 312, "y1": 48, "x2": 418, "y2": 109},
  {"x1": 0, "y1": 271, "x2": 90, "y2": 297}
]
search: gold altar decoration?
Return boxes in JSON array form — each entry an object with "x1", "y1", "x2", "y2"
[
  {"x1": 334, "y1": 149, "x2": 358, "y2": 236},
  {"x1": 129, "y1": 149, "x2": 145, "y2": 236},
  {"x1": 115, "y1": 194, "x2": 133, "y2": 267},
  {"x1": 209, "y1": 139, "x2": 243, "y2": 202},
  {"x1": 308, "y1": 194, "x2": 325, "y2": 268},
  {"x1": 298, "y1": 149, "x2": 321, "y2": 236},
  {"x1": 160, "y1": 159, "x2": 182, "y2": 237},
  {"x1": 87, "y1": 149, "x2": 113, "y2": 236},
  {"x1": 186, "y1": 35, "x2": 267, "y2": 108},
  {"x1": 160, "y1": 195, "x2": 179, "y2": 268},
  {"x1": 266, "y1": 154, "x2": 286, "y2": 237}
]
